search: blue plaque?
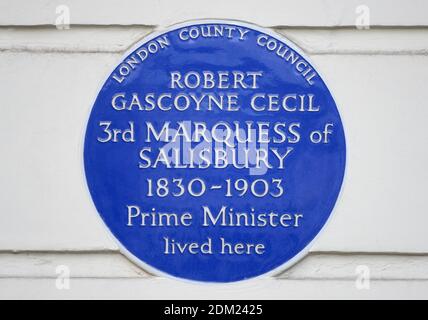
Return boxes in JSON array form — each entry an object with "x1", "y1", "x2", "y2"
[{"x1": 84, "y1": 20, "x2": 346, "y2": 282}]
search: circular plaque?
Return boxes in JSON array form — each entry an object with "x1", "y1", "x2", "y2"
[{"x1": 84, "y1": 20, "x2": 346, "y2": 282}]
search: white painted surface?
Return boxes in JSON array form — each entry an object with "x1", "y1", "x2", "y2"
[
  {"x1": 2, "y1": 278, "x2": 428, "y2": 300},
  {"x1": 1, "y1": 252, "x2": 428, "y2": 281},
  {"x1": 1, "y1": 252, "x2": 427, "y2": 299},
  {"x1": 1, "y1": 36, "x2": 427, "y2": 252},
  {"x1": 0, "y1": 26, "x2": 151, "y2": 53},
  {"x1": 0, "y1": 0, "x2": 427, "y2": 27},
  {"x1": 1, "y1": 0, "x2": 427, "y2": 298},
  {"x1": 2, "y1": 27, "x2": 428, "y2": 54}
]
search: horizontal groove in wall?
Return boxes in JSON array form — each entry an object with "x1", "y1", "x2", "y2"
[
  {"x1": 1, "y1": 251, "x2": 428, "y2": 281},
  {"x1": 3, "y1": 249, "x2": 428, "y2": 255},
  {"x1": 0, "y1": 26, "x2": 428, "y2": 55}
]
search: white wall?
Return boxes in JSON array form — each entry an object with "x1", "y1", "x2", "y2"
[{"x1": 0, "y1": 0, "x2": 427, "y2": 299}]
